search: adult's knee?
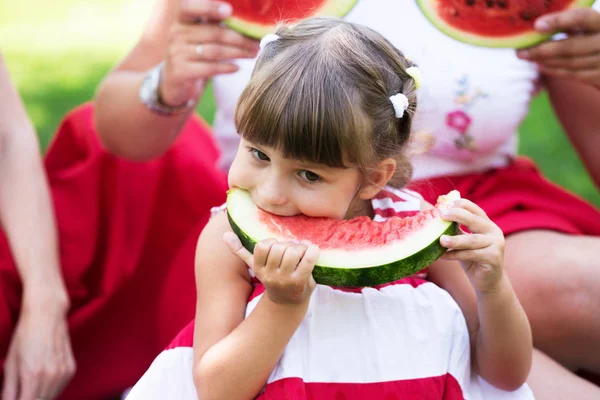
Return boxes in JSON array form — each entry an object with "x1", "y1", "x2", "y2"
[{"x1": 507, "y1": 246, "x2": 597, "y2": 339}]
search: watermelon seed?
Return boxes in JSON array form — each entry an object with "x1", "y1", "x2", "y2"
[
  {"x1": 519, "y1": 11, "x2": 533, "y2": 21},
  {"x1": 496, "y1": 1, "x2": 508, "y2": 9},
  {"x1": 465, "y1": 0, "x2": 475, "y2": 6},
  {"x1": 486, "y1": 0, "x2": 494, "y2": 7}
]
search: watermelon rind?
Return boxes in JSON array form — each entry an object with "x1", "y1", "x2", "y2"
[
  {"x1": 226, "y1": 188, "x2": 459, "y2": 287},
  {"x1": 224, "y1": 0, "x2": 358, "y2": 39},
  {"x1": 416, "y1": 0, "x2": 596, "y2": 49}
]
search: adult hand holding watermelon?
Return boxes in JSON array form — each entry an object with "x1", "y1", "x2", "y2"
[
  {"x1": 417, "y1": 0, "x2": 595, "y2": 48},
  {"x1": 516, "y1": 7, "x2": 600, "y2": 88},
  {"x1": 159, "y1": 1, "x2": 260, "y2": 108}
]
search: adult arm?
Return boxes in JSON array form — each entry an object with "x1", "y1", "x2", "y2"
[
  {"x1": 517, "y1": 8, "x2": 600, "y2": 188},
  {"x1": 94, "y1": 0, "x2": 258, "y2": 161},
  {"x1": 0, "y1": 55, "x2": 75, "y2": 400},
  {"x1": 545, "y1": 78, "x2": 600, "y2": 189}
]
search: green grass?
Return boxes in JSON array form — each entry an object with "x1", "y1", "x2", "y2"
[{"x1": 3, "y1": 0, "x2": 599, "y2": 207}]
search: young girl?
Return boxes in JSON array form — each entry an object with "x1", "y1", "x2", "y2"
[{"x1": 126, "y1": 17, "x2": 534, "y2": 400}]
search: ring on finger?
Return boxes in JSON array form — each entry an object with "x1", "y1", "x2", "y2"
[{"x1": 195, "y1": 44, "x2": 204, "y2": 56}]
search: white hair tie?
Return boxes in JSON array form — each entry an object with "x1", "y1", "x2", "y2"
[
  {"x1": 389, "y1": 93, "x2": 409, "y2": 118},
  {"x1": 260, "y1": 34, "x2": 280, "y2": 50}
]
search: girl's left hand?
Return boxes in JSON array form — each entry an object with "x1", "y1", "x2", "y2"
[
  {"x1": 438, "y1": 199, "x2": 505, "y2": 294},
  {"x1": 517, "y1": 7, "x2": 600, "y2": 88}
]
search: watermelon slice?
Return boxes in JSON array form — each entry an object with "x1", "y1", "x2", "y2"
[
  {"x1": 417, "y1": 0, "x2": 595, "y2": 48},
  {"x1": 224, "y1": 0, "x2": 358, "y2": 39},
  {"x1": 226, "y1": 188, "x2": 459, "y2": 287}
]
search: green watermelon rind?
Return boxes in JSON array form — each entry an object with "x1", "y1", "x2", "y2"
[
  {"x1": 227, "y1": 205, "x2": 458, "y2": 288},
  {"x1": 311, "y1": 222, "x2": 457, "y2": 287},
  {"x1": 224, "y1": 0, "x2": 358, "y2": 39},
  {"x1": 416, "y1": 0, "x2": 596, "y2": 49}
]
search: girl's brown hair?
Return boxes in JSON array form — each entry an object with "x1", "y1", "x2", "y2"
[{"x1": 235, "y1": 17, "x2": 418, "y2": 188}]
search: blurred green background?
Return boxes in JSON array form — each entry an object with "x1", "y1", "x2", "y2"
[{"x1": 2, "y1": 0, "x2": 599, "y2": 206}]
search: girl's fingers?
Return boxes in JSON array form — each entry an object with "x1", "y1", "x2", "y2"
[
  {"x1": 441, "y1": 207, "x2": 490, "y2": 234},
  {"x1": 264, "y1": 242, "x2": 287, "y2": 272},
  {"x1": 442, "y1": 247, "x2": 503, "y2": 266},
  {"x1": 440, "y1": 233, "x2": 491, "y2": 250},
  {"x1": 223, "y1": 232, "x2": 254, "y2": 267},
  {"x1": 250, "y1": 238, "x2": 277, "y2": 269},
  {"x1": 293, "y1": 245, "x2": 320, "y2": 282},
  {"x1": 449, "y1": 199, "x2": 489, "y2": 219},
  {"x1": 278, "y1": 245, "x2": 306, "y2": 275},
  {"x1": 441, "y1": 249, "x2": 481, "y2": 262}
]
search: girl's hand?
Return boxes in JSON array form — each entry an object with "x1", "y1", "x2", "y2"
[
  {"x1": 2, "y1": 296, "x2": 76, "y2": 400},
  {"x1": 517, "y1": 8, "x2": 600, "y2": 88},
  {"x1": 223, "y1": 233, "x2": 319, "y2": 305},
  {"x1": 438, "y1": 199, "x2": 505, "y2": 294},
  {"x1": 160, "y1": 0, "x2": 260, "y2": 107}
]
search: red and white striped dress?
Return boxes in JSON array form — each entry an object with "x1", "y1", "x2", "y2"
[{"x1": 125, "y1": 187, "x2": 534, "y2": 400}]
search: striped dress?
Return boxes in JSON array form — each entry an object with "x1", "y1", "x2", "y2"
[{"x1": 125, "y1": 187, "x2": 535, "y2": 400}]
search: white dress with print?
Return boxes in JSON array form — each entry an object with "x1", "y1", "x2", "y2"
[{"x1": 210, "y1": 0, "x2": 600, "y2": 180}]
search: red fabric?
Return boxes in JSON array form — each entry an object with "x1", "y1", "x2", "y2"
[
  {"x1": 409, "y1": 157, "x2": 600, "y2": 236},
  {"x1": 0, "y1": 103, "x2": 227, "y2": 400},
  {"x1": 256, "y1": 374, "x2": 464, "y2": 400},
  {"x1": 165, "y1": 319, "x2": 195, "y2": 350}
]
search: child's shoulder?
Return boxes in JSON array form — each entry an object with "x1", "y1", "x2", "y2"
[{"x1": 201, "y1": 206, "x2": 231, "y2": 238}]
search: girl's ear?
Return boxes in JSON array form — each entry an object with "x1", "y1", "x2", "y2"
[{"x1": 358, "y1": 158, "x2": 396, "y2": 200}]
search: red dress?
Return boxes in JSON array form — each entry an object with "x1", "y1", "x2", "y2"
[{"x1": 0, "y1": 104, "x2": 227, "y2": 400}]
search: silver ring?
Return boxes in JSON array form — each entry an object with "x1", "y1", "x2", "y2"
[{"x1": 195, "y1": 45, "x2": 204, "y2": 56}]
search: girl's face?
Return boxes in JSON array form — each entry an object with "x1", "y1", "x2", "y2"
[{"x1": 228, "y1": 139, "x2": 367, "y2": 219}]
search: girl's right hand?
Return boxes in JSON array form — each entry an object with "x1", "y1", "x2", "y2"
[
  {"x1": 160, "y1": 0, "x2": 260, "y2": 107},
  {"x1": 223, "y1": 232, "x2": 319, "y2": 305}
]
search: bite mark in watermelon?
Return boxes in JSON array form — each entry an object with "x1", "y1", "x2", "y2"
[
  {"x1": 224, "y1": 0, "x2": 358, "y2": 39},
  {"x1": 226, "y1": 188, "x2": 460, "y2": 287},
  {"x1": 417, "y1": 0, "x2": 595, "y2": 48}
]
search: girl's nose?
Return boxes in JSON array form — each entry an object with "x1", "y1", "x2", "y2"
[{"x1": 257, "y1": 174, "x2": 288, "y2": 208}]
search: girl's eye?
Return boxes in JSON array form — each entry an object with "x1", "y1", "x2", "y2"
[
  {"x1": 299, "y1": 170, "x2": 321, "y2": 183},
  {"x1": 250, "y1": 148, "x2": 270, "y2": 161}
]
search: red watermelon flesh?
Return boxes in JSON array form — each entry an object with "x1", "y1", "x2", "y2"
[
  {"x1": 225, "y1": 0, "x2": 358, "y2": 39},
  {"x1": 439, "y1": 0, "x2": 573, "y2": 37},
  {"x1": 231, "y1": 0, "x2": 331, "y2": 25},
  {"x1": 258, "y1": 207, "x2": 441, "y2": 250},
  {"x1": 417, "y1": 0, "x2": 596, "y2": 48}
]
